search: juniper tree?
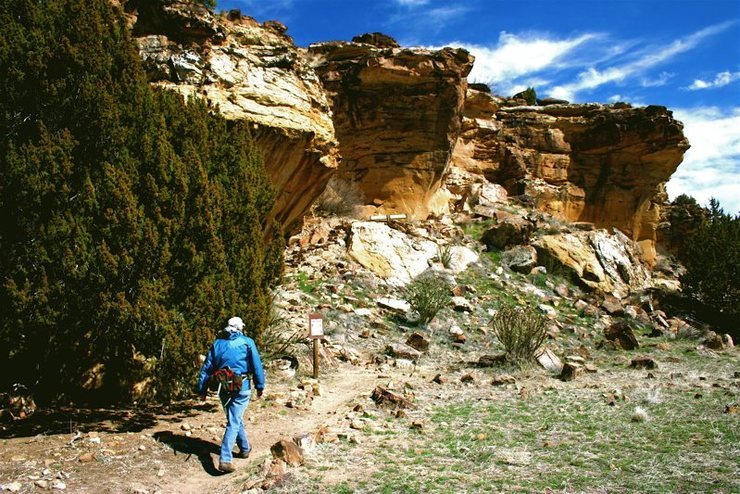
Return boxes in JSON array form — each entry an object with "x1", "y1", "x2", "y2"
[{"x1": 0, "y1": 0, "x2": 282, "y2": 403}]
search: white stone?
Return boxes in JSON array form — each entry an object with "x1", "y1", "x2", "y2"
[
  {"x1": 376, "y1": 297, "x2": 411, "y2": 313},
  {"x1": 348, "y1": 222, "x2": 438, "y2": 286}
]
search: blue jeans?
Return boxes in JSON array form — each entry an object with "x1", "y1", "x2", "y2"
[{"x1": 219, "y1": 387, "x2": 251, "y2": 463}]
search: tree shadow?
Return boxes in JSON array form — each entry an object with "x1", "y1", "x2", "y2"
[
  {"x1": 0, "y1": 400, "x2": 219, "y2": 439},
  {"x1": 153, "y1": 430, "x2": 224, "y2": 476}
]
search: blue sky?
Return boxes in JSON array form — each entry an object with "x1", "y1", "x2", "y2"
[{"x1": 219, "y1": 0, "x2": 740, "y2": 214}]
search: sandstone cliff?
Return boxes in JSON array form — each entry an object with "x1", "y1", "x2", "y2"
[
  {"x1": 125, "y1": 0, "x2": 338, "y2": 233},
  {"x1": 125, "y1": 3, "x2": 689, "y2": 257},
  {"x1": 307, "y1": 39, "x2": 474, "y2": 219},
  {"x1": 451, "y1": 90, "x2": 690, "y2": 260}
]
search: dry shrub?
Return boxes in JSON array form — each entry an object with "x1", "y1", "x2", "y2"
[
  {"x1": 490, "y1": 305, "x2": 547, "y2": 364},
  {"x1": 406, "y1": 274, "x2": 451, "y2": 326},
  {"x1": 314, "y1": 177, "x2": 364, "y2": 217}
]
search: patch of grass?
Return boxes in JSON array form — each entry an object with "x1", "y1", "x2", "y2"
[
  {"x1": 462, "y1": 218, "x2": 494, "y2": 241},
  {"x1": 334, "y1": 381, "x2": 739, "y2": 493},
  {"x1": 296, "y1": 271, "x2": 320, "y2": 294}
]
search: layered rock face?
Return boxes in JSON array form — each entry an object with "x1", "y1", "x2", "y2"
[
  {"x1": 451, "y1": 90, "x2": 689, "y2": 259},
  {"x1": 307, "y1": 39, "x2": 474, "y2": 219},
  {"x1": 124, "y1": 0, "x2": 338, "y2": 233}
]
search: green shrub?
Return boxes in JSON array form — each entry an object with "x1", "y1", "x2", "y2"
[
  {"x1": 406, "y1": 274, "x2": 451, "y2": 326},
  {"x1": 513, "y1": 87, "x2": 537, "y2": 105},
  {"x1": 0, "y1": 0, "x2": 282, "y2": 403},
  {"x1": 678, "y1": 198, "x2": 739, "y2": 334},
  {"x1": 489, "y1": 305, "x2": 547, "y2": 365},
  {"x1": 437, "y1": 244, "x2": 453, "y2": 269}
]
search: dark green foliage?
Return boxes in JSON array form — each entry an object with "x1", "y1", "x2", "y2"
[
  {"x1": 665, "y1": 194, "x2": 706, "y2": 251},
  {"x1": 514, "y1": 87, "x2": 537, "y2": 105},
  {"x1": 678, "y1": 198, "x2": 739, "y2": 334},
  {"x1": 0, "y1": 0, "x2": 282, "y2": 403}
]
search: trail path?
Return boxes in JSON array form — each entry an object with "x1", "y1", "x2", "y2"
[
  {"x1": 0, "y1": 362, "x2": 385, "y2": 494},
  {"x1": 136, "y1": 363, "x2": 382, "y2": 494}
]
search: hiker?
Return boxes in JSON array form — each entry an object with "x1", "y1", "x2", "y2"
[{"x1": 197, "y1": 316, "x2": 265, "y2": 473}]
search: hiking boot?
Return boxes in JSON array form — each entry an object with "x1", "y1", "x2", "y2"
[
  {"x1": 218, "y1": 461, "x2": 236, "y2": 473},
  {"x1": 233, "y1": 448, "x2": 251, "y2": 459}
]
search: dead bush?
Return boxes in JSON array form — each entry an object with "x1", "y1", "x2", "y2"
[{"x1": 489, "y1": 305, "x2": 547, "y2": 365}]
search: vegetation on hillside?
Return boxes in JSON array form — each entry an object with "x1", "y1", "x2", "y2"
[
  {"x1": 677, "y1": 198, "x2": 739, "y2": 334},
  {"x1": 0, "y1": 0, "x2": 282, "y2": 404}
]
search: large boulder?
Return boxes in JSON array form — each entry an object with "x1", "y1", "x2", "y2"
[
  {"x1": 533, "y1": 228, "x2": 650, "y2": 298},
  {"x1": 347, "y1": 222, "x2": 437, "y2": 286},
  {"x1": 308, "y1": 41, "x2": 474, "y2": 219}
]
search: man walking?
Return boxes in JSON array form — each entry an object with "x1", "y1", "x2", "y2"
[{"x1": 197, "y1": 316, "x2": 265, "y2": 473}]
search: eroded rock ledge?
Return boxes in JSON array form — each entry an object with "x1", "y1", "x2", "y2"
[
  {"x1": 307, "y1": 39, "x2": 474, "y2": 219},
  {"x1": 451, "y1": 90, "x2": 690, "y2": 260},
  {"x1": 125, "y1": 0, "x2": 338, "y2": 233}
]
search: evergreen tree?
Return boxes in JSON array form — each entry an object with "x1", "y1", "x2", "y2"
[
  {"x1": 678, "y1": 198, "x2": 739, "y2": 335},
  {"x1": 0, "y1": 0, "x2": 282, "y2": 403}
]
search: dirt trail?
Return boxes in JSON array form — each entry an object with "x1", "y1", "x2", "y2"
[
  {"x1": 148, "y1": 363, "x2": 382, "y2": 494},
  {"x1": 0, "y1": 362, "x2": 385, "y2": 494}
]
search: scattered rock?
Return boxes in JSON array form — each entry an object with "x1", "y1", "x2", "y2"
[
  {"x1": 432, "y1": 374, "x2": 448, "y2": 385},
  {"x1": 604, "y1": 321, "x2": 639, "y2": 350},
  {"x1": 601, "y1": 295, "x2": 624, "y2": 315},
  {"x1": 270, "y1": 439, "x2": 304, "y2": 466},
  {"x1": 386, "y1": 343, "x2": 422, "y2": 361},
  {"x1": 0, "y1": 483, "x2": 22, "y2": 493},
  {"x1": 477, "y1": 354, "x2": 507, "y2": 367},
  {"x1": 410, "y1": 420, "x2": 424, "y2": 430},
  {"x1": 78, "y1": 453, "x2": 95, "y2": 464},
  {"x1": 725, "y1": 404, "x2": 738, "y2": 414},
  {"x1": 371, "y1": 386, "x2": 413, "y2": 409},
  {"x1": 631, "y1": 357, "x2": 657, "y2": 370},
  {"x1": 500, "y1": 245, "x2": 538, "y2": 273},
  {"x1": 376, "y1": 297, "x2": 411, "y2": 313},
  {"x1": 538, "y1": 304, "x2": 557, "y2": 318},
  {"x1": 481, "y1": 216, "x2": 534, "y2": 250},
  {"x1": 560, "y1": 362, "x2": 582, "y2": 381},
  {"x1": 631, "y1": 406, "x2": 649, "y2": 422},
  {"x1": 34, "y1": 480, "x2": 49, "y2": 489},
  {"x1": 406, "y1": 333, "x2": 430, "y2": 352},
  {"x1": 491, "y1": 374, "x2": 516, "y2": 386},
  {"x1": 460, "y1": 373, "x2": 476, "y2": 384},
  {"x1": 451, "y1": 296, "x2": 473, "y2": 312},
  {"x1": 536, "y1": 348, "x2": 563, "y2": 373}
]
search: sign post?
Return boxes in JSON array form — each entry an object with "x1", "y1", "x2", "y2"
[{"x1": 308, "y1": 313, "x2": 324, "y2": 379}]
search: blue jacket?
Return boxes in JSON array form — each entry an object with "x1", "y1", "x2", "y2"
[{"x1": 197, "y1": 331, "x2": 265, "y2": 394}]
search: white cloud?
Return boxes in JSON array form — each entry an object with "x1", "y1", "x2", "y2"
[
  {"x1": 687, "y1": 70, "x2": 740, "y2": 90},
  {"x1": 436, "y1": 32, "x2": 594, "y2": 95},
  {"x1": 549, "y1": 21, "x2": 734, "y2": 101},
  {"x1": 667, "y1": 107, "x2": 740, "y2": 214},
  {"x1": 641, "y1": 71, "x2": 674, "y2": 87},
  {"x1": 389, "y1": 3, "x2": 470, "y2": 36}
]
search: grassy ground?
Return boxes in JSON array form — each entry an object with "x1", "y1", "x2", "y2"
[{"x1": 271, "y1": 340, "x2": 738, "y2": 494}]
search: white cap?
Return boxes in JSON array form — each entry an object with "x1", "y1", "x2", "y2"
[{"x1": 227, "y1": 316, "x2": 245, "y2": 330}]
